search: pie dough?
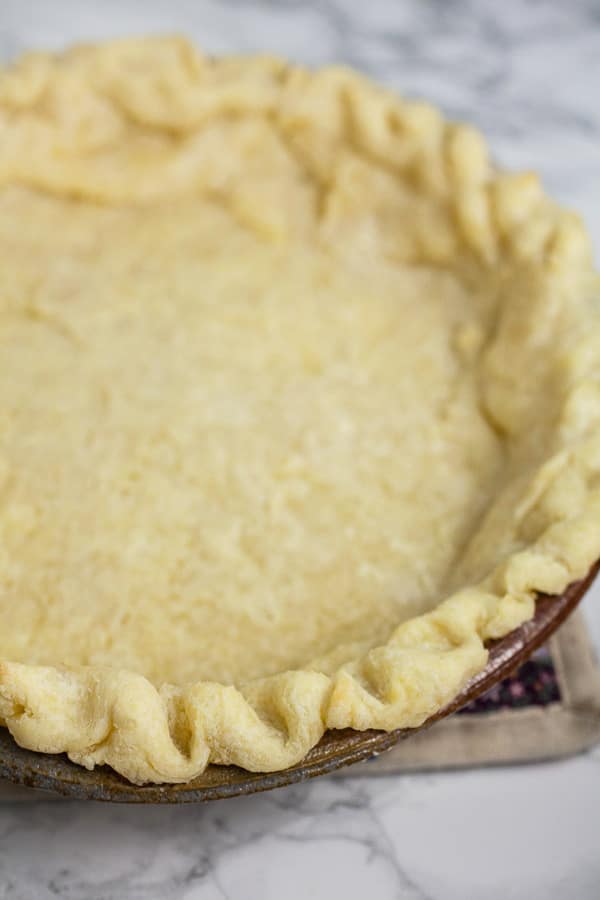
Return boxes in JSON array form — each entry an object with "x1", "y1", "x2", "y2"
[{"x1": 0, "y1": 37, "x2": 599, "y2": 784}]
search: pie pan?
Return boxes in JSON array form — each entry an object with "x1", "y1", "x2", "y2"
[
  {"x1": 2, "y1": 38, "x2": 600, "y2": 795},
  {"x1": 1, "y1": 563, "x2": 596, "y2": 803}
]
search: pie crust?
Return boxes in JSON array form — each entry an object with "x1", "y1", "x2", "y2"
[{"x1": 0, "y1": 37, "x2": 599, "y2": 784}]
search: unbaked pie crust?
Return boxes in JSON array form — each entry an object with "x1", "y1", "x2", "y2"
[{"x1": 0, "y1": 37, "x2": 599, "y2": 784}]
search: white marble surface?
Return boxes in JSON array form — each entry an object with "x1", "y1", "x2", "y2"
[{"x1": 1, "y1": 1, "x2": 600, "y2": 897}]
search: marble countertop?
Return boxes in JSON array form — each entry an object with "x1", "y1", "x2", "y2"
[{"x1": 1, "y1": 1, "x2": 600, "y2": 897}]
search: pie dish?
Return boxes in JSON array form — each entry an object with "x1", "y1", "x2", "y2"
[{"x1": 0, "y1": 38, "x2": 599, "y2": 786}]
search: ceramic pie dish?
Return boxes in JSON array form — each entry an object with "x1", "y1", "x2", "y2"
[{"x1": 0, "y1": 37, "x2": 599, "y2": 788}]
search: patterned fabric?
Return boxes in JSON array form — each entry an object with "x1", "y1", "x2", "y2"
[{"x1": 459, "y1": 646, "x2": 560, "y2": 715}]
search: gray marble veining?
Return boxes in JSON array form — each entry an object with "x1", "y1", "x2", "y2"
[
  {"x1": 2, "y1": 754, "x2": 600, "y2": 899},
  {"x1": 1, "y1": 1, "x2": 600, "y2": 898}
]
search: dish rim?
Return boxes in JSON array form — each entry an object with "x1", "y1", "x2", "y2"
[{"x1": 1, "y1": 561, "x2": 597, "y2": 804}]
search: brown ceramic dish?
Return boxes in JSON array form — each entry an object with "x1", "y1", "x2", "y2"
[{"x1": 1, "y1": 562, "x2": 597, "y2": 804}]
